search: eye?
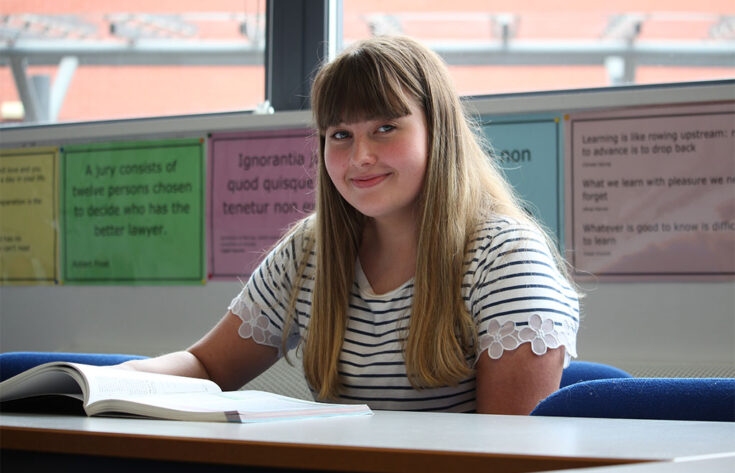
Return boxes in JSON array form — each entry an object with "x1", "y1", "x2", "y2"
[
  {"x1": 376, "y1": 124, "x2": 395, "y2": 133},
  {"x1": 329, "y1": 129, "x2": 351, "y2": 140}
]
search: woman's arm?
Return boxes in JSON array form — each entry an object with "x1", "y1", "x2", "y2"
[
  {"x1": 121, "y1": 311, "x2": 279, "y2": 391},
  {"x1": 475, "y1": 344, "x2": 564, "y2": 415}
]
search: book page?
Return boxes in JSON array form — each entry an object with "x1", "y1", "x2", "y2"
[
  {"x1": 74, "y1": 364, "x2": 221, "y2": 406},
  {"x1": 0, "y1": 367, "x2": 83, "y2": 402},
  {"x1": 89, "y1": 390, "x2": 372, "y2": 423}
]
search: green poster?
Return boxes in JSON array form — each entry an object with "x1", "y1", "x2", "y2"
[{"x1": 61, "y1": 138, "x2": 205, "y2": 284}]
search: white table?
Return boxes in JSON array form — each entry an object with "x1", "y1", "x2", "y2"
[
  {"x1": 2, "y1": 411, "x2": 734, "y2": 472},
  {"x1": 550, "y1": 456, "x2": 735, "y2": 473}
]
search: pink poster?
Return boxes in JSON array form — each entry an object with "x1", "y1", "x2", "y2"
[
  {"x1": 566, "y1": 102, "x2": 735, "y2": 280},
  {"x1": 208, "y1": 129, "x2": 317, "y2": 279}
]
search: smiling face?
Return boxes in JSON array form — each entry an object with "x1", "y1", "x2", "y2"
[{"x1": 324, "y1": 98, "x2": 428, "y2": 224}]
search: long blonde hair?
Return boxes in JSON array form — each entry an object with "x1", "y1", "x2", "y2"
[{"x1": 285, "y1": 36, "x2": 560, "y2": 400}]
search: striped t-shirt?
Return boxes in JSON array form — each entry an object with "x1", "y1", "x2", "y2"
[{"x1": 229, "y1": 215, "x2": 579, "y2": 412}]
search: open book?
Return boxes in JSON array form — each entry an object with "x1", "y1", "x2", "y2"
[{"x1": 0, "y1": 362, "x2": 372, "y2": 423}]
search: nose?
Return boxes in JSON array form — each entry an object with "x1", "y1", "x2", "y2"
[{"x1": 351, "y1": 135, "x2": 376, "y2": 167}]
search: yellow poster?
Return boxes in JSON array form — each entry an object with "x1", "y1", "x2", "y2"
[{"x1": 0, "y1": 147, "x2": 58, "y2": 284}]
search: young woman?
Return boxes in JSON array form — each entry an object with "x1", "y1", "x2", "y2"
[{"x1": 124, "y1": 36, "x2": 579, "y2": 415}]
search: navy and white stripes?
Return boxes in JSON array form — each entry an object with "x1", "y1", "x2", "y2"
[{"x1": 229, "y1": 215, "x2": 579, "y2": 412}]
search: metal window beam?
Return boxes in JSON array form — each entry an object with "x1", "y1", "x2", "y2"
[
  {"x1": 427, "y1": 40, "x2": 735, "y2": 67},
  {"x1": 49, "y1": 56, "x2": 78, "y2": 121},
  {"x1": 7, "y1": 54, "x2": 79, "y2": 123},
  {"x1": 8, "y1": 56, "x2": 42, "y2": 122},
  {"x1": 1, "y1": 40, "x2": 263, "y2": 66},
  {"x1": 2, "y1": 39, "x2": 732, "y2": 68}
]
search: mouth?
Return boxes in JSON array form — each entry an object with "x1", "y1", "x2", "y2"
[{"x1": 351, "y1": 173, "x2": 390, "y2": 188}]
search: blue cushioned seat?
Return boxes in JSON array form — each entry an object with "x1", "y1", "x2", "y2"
[
  {"x1": 0, "y1": 352, "x2": 148, "y2": 382},
  {"x1": 560, "y1": 361, "x2": 632, "y2": 388},
  {"x1": 531, "y1": 377, "x2": 735, "y2": 422}
]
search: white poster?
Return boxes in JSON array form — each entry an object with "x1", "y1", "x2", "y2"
[{"x1": 566, "y1": 102, "x2": 735, "y2": 279}]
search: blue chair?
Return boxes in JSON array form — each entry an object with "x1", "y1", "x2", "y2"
[
  {"x1": 0, "y1": 352, "x2": 148, "y2": 382},
  {"x1": 3, "y1": 356, "x2": 628, "y2": 385},
  {"x1": 531, "y1": 377, "x2": 735, "y2": 422},
  {"x1": 560, "y1": 361, "x2": 632, "y2": 388}
]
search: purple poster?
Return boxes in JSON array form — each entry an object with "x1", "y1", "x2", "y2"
[
  {"x1": 208, "y1": 129, "x2": 317, "y2": 279},
  {"x1": 566, "y1": 102, "x2": 735, "y2": 280}
]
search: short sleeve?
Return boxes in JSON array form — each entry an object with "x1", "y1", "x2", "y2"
[
  {"x1": 468, "y1": 219, "x2": 579, "y2": 367},
  {"x1": 227, "y1": 225, "x2": 309, "y2": 356}
]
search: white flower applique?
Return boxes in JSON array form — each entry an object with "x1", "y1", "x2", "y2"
[
  {"x1": 481, "y1": 319, "x2": 520, "y2": 359},
  {"x1": 518, "y1": 313, "x2": 561, "y2": 356},
  {"x1": 237, "y1": 304, "x2": 281, "y2": 348}
]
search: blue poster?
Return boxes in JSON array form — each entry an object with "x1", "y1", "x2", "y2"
[{"x1": 481, "y1": 115, "x2": 564, "y2": 248}]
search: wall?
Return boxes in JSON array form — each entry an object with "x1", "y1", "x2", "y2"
[{"x1": 1, "y1": 82, "x2": 733, "y2": 381}]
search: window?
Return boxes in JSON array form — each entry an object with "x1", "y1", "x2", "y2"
[
  {"x1": 340, "y1": 0, "x2": 735, "y2": 96},
  {"x1": 2, "y1": 1, "x2": 732, "y2": 124},
  {"x1": 0, "y1": 1, "x2": 266, "y2": 124}
]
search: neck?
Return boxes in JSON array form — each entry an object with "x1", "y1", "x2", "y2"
[
  {"x1": 358, "y1": 212, "x2": 419, "y2": 294},
  {"x1": 365, "y1": 208, "x2": 419, "y2": 252}
]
